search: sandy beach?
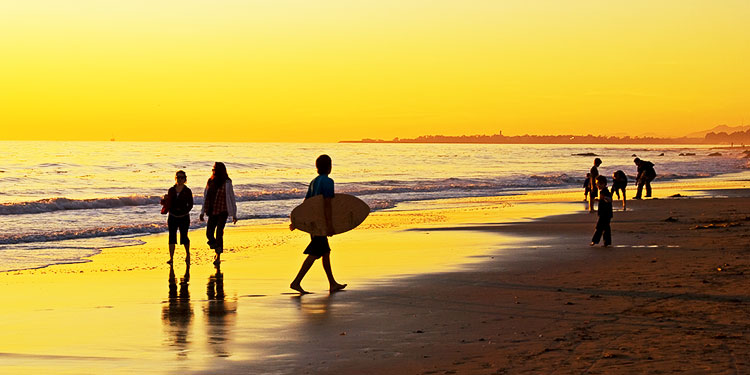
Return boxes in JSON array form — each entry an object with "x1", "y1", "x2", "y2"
[
  {"x1": 1, "y1": 180, "x2": 749, "y2": 374},
  {"x1": 4, "y1": 1, "x2": 750, "y2": 373}
]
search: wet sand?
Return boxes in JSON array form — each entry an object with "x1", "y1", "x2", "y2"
[
  {"x1": 1, "y1": 181, "x2": 749, "y2": 374},
  {"x1": 282, "y1": 195, "x2": 750, "y2": 374}
]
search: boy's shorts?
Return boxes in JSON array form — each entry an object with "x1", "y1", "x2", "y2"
[{"x1": 304, "y1": 236, "x2": 331, "y2": 258}]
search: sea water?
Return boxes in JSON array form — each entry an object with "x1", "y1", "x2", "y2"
[{"x1": 0, "y1": 141, "x2": 747, "y2": 271}]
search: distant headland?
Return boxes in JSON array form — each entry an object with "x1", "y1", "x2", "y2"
[{"x1": 341, "y1": 126, "x2": 750, "y2": 145}]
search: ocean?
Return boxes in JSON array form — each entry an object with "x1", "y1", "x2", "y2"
[{"x1": 0, "y1": 141, "x2": 747, "y2": 272}]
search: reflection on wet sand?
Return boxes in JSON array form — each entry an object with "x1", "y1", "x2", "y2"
[
  {"x1": 162, "y1": 264, "x2": 193, "y2": 359},
  {"x1": 205, "y1": 264, "x2": 237, "y2": 358},
  {"x1": 294, "y1": 294, "x2": 335, "y2": 324}
]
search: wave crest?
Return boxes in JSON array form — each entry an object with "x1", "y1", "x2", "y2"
[
  {"x1": 0, "y1": 195, "x2": 161, "y2": 215},
  {"x1": 0, "y1": 171, "x2": 738, "y2": 216},
  {"x1": 0, "y1": 223, "x2": 166, "y2": 245}
]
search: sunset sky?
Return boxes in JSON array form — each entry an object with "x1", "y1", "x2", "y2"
[{"x1": 1, "y1": 1, "x2": 748, "y2": 142}]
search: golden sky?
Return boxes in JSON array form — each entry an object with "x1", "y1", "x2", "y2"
[{"x1": 1, "y1": 1, "x2": 748, "y2": 142}]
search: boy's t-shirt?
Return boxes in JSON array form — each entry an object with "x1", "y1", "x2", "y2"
[
  {"x1": 590, "y1": 165, "x2": 599, "y2": 179},
  {"x1": 597, "y1": 187, "x2": 613, "y2": 218},
  {"x1": 306, "y1": 174, "x2": 335, "y2": 199}
]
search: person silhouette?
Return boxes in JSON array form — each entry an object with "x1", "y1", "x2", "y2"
[
  {"x1": 289, "y1": 154, "x2": 347, "y2": 294},
  {"x1": 200, "y1": 162, "x2": 238, "y2": 265},
  {"x1": 611, "y1": 170, "x2": 628, "y2": 210},
  {"x1": 633, "y1": 157, "x2": 656, "y2": 199},
  {"x1": 164, "y1": 170, "x2": 193, "y2": 265},
  {"x1": 588, "y1": 158, "x2": 602, "y2": 212},
  {"x1": 590, "y1": 176, "x2": 613, "y2": 247}
]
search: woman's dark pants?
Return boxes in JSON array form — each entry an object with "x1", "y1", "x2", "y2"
[{"x1": 206, "y1": 212, "x2": 228, "y2": 254}]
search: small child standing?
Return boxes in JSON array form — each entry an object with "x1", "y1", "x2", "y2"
[
  {"x1": 590, "y1": 175, "x2": 613, "y2": 247},
  {"x1": 583, "y1": 173, "x2": 591, "y2": 201}
]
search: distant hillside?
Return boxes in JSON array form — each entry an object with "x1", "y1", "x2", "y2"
[
  {"x1": 685, "y1": 125, "x2": 750, "y2": 138},
  {"x1": 704, "y1": 128, "x2": 750, "y2": 145},
  {"x1": 341, "y1": 132, "x2": 705, "y2": 145}
]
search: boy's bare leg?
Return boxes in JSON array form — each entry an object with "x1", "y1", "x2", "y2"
[
  {"x1": 290, "y1": 255, "x2": 316, "y2": 294},
  {"x1": 322, "y1": 253, "x2": 347, "y2": 292},
  {"x1": 168, "y1": 244, "x2": 175, "y2": 264}
]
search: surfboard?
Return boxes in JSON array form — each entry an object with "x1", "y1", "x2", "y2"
[{"x1": 290, "y1": 194, "x2": 370, "y2": 236}]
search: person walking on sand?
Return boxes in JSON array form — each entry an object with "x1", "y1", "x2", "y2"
[
  {"x1": 633, "y1": 157, "x2": 656, "y2": 199},
  {"x1": 289, "y1": 154, "x2": 347, "y2": 294},
  {"x1": 163, "y1": 170, "x2": 194, "y2": 265},
  {"x1": 612, "y1": 170, "x2": 628, "y2": 211},
  {"x1": 590, "y1": 175, "x2": 613, "y2": 247},
  {"x1": 200, "y1": 162, "x2": 237, "y2": 266},
  {"x1": 588, "y1": 158, "x2": 602, "y2": 212}
]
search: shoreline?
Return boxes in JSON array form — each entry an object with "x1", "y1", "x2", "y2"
[
  {"x1": 5, "y1": 169, "x2": 750, "y2": 274},
  {"x1": 1, "y1": 179, "x2": 749, "y2": 374}
]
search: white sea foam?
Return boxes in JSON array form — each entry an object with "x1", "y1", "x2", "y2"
[{"x1": 0, "y1": 141, "x2": 747, "y2": 271}]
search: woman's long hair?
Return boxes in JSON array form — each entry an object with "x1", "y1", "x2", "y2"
[
  {"x1": 209, "y1": 162, "x2": 229, "y2": 187},
  {"x1": 206, "y1": 162, "x2": 230, "y2": 206}
]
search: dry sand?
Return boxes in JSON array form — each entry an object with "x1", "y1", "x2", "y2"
[{"x1": 1, "y1": 182, "x2": 749, "y2": 374}]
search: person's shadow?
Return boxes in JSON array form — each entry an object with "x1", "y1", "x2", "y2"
[
  {"x1": 162, "y1": 264, "x2": 193, "y2": 359},
  {"x1": 205, "y1": 264, "x2": 237, "y2": 358}
]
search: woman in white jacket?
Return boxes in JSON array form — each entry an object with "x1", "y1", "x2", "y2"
[{"x1": 200, "y1": 162, "x2": 237, "y2": 265}]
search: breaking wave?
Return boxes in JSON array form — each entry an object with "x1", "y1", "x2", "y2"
[{"x1": 1, "y1": 170, "x2": 737, "y2": 217}]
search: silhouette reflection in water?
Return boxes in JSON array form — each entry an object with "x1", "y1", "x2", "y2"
[
  {"x1": 162, "y1": 264, "x2": 193, "y2": 359},
  {"x1": 205, "y1": 264, "x2": 237, "y2": 358}
]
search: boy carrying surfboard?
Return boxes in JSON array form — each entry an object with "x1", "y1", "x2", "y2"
[{"x1": 289, "y1": 154, "x2": 347, "y2": 294}]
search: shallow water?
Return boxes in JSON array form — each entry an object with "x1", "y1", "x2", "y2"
[{"x1": 0, "y1": 141, "x2": 746, "y2": 271}]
